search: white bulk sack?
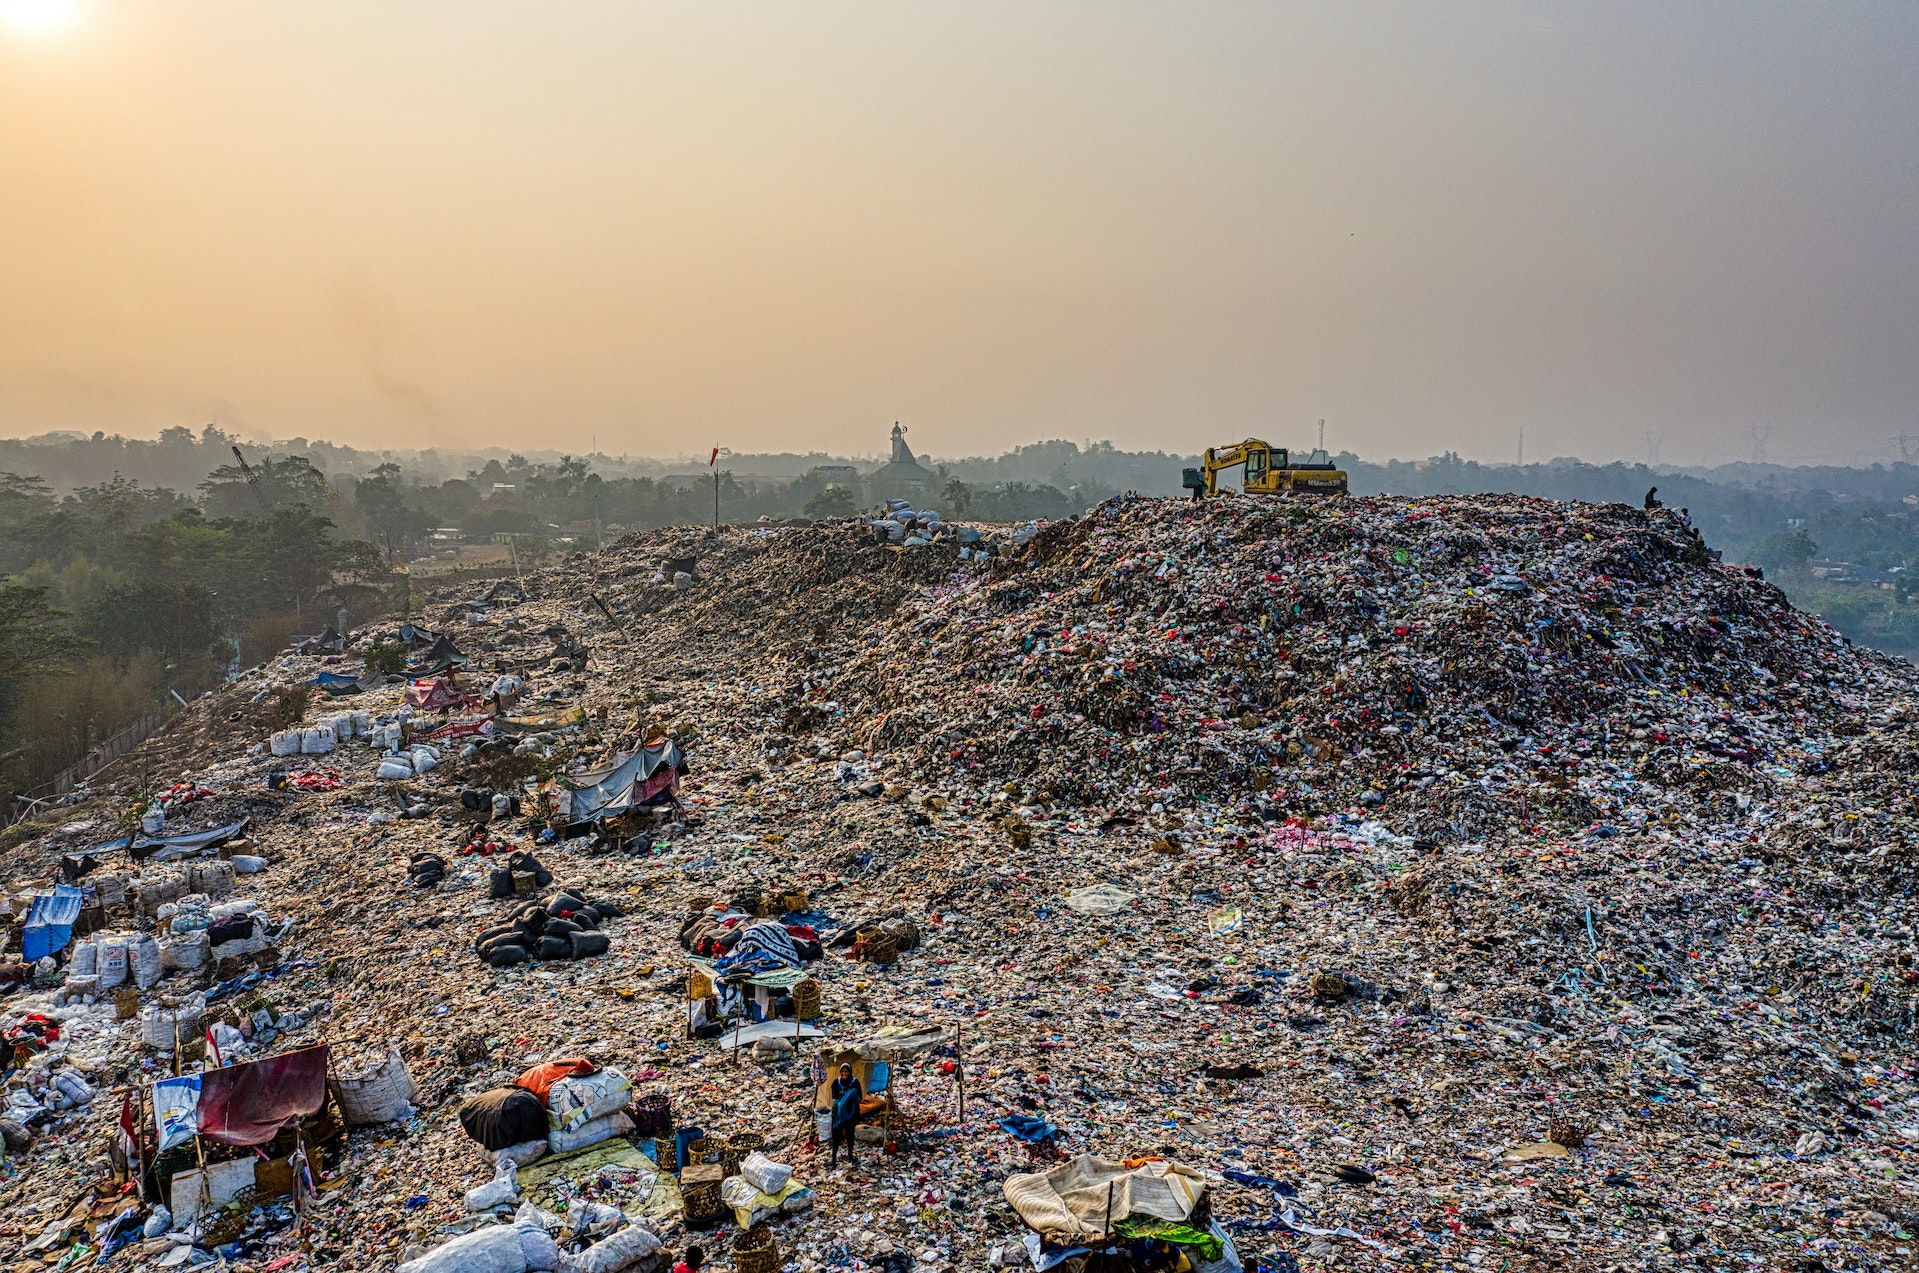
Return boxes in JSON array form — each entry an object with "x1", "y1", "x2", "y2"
[{"x1": 739, "y1": 1150, "x2": 792, "y2": 1196}]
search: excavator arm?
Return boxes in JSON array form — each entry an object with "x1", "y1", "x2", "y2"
[
  {"x1": 1182, "y1": 438, "x2": 1345, "y2": 498},
  {"x1": 1185, "y1": 439, "x2": 1280, "y2": 497}
]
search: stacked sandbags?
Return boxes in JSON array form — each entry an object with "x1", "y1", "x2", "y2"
[
  {"x1": 547, "y1": 1069, "x2": 630, "y2": 1134},
  {"x1": 187, "y1": 860, "x2": 236, "y2": 899},
  {"x1": 92, "y1": 874, "x2": 126, "y2": 907},
  {"x1": 547, "y1": 1110, "x2": 633, "y2": 1155},
  {"x1": 406, "y1": 853, "x2": 446, "y2": 888},
  {"x1": 142, "y1": 998, "x2": 207, "y2": 1052},
  {"x1": 132, "y1": 869, "x2": 187, "y2": 917},
  {"x1": 378, "y1": 743, "x2": 442, "y2": 780},
  {"x1": 159, "y1": 929, "x2": 209, "y2": 973},
  {"x1": 206, "y1": 901, "x2": 269, "y2": 960},
  {"x1": 269, "y1": 730, "x2": 302, "y2": 757},
  {"x1": 129, "y1": 933, "x2": 163, "y2": 989},
  {"x1": 300, "y1": 724, "x2": 336, "y2": 754},
  {"x1": 473, "y1": 890, "x2": 619, "y2": 968}
]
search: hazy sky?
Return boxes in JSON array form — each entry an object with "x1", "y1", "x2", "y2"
[{"x1": 3, "y1": 2, "x2": 1916, "y2": 466}]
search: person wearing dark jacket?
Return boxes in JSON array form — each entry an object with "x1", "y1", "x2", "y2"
[{"x1": 830, "y1": 1063, "x2": 863, "y2": 1168}]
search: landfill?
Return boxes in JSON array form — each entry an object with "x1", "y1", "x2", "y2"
[{"x1": 3, "y1": 492, "x2": 1918, "y2": 1272}]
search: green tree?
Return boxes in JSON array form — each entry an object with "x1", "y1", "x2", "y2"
[
  {"x1": 1742, "y1": 528, "x2": 1818, "y2": 577},
  {"x1": 804, "y1": 486, "x2": 857, "y2": 518},
  {"x1": 941, "y1": 477, "x2": 973, "y2": 516}
]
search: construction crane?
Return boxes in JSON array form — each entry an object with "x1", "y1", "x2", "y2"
[
  {"x1": 230, "y1": 445, "x2": 274, "y2": 516},
  {"x1": 1182, "y1": 439, "x2": 1348, "y2": 499}
]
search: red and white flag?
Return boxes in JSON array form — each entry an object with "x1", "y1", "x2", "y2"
[{"x1": 117, "y1": 1092, "x2": 139, "y2": 1162}]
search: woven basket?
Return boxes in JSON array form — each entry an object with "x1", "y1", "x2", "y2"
[
  {"x1": 1309, "y1": 971, "x2": 1348, "y2": 1002},
  {"x1": 631, "y1": 1092, "x2": 672, "y2": 1138},
  {"x1": 687, "y1": 1136, "x2": 721, "y2": 1165},
  {"x1": 792, "y1": 978, "x2": 821, "y2": 1021},
  {"x1": 682, "y1": 1180, "x2": 722, "y2": 1228},
  {"x1": 866, "y1": 931, "x2": 899, "y2": 965},
  {"x1": 1547, "y1": 1113, "x2": 1592, "y2": 1149},
  {"x1": 733, "y1": 1225, "x2": 778, "y2": 1273},
  {"x1": 330, "y1": 1049, "x2": 418, "y2": 1126},
  {"x1": 887, "y1": 920, "x2": 921, "y2": 951},
  {"x1": 779, "y1": 889, "x2": 808, "y2": 913},
  {"x1": 201, "y1": 1190, "x2": 257, "y2": 1246},
  {"x1": 727, "y1": 1131, "x2": 766, "y2": 1154},
  {"x1": 651, "y1": 1136, "x2": 677, "y2": 1170},
  {"x1": 113, "y1": 988, "x2": 139, "y2": 1020},
  {"x1": 686, "y1": 970, "x2": 715, "y2": 1001},
  {"x1": 720, "y1": 1148, "x2": 741, "y2": 1178}
]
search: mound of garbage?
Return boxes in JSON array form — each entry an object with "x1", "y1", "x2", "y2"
[{"x1": 4, "y1": 493, "x2": 1918, "y2": 1273}]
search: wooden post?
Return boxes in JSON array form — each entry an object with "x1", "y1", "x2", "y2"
[{"x1": 1103, "y1": 1180, "x2": 1114, "y2": 1243}]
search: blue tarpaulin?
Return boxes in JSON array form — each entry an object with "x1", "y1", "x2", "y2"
[
  {"x1": 998, "y1": 1113, "x2": 1059, "y2": 1143},
  {"x1": 22, "y1": 884, "x2": 84, "y2": 962}
]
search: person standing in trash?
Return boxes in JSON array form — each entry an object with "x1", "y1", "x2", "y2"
[{"x1": 829, "y1": 1062, "x2": 863, "y2": 1168}]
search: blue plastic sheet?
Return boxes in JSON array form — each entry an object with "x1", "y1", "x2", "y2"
[
  {"x1": 997, "y1": 1113, "x2": 1059, "y2": 1143},
  {"x1": 21, "y1": 884, "x2": 83, "y2": 962}
]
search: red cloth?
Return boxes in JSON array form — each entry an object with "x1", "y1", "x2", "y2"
[
  {"x1": 513, "y1": 1057, "x2": 598, "y2": 1102},
  {"x1": 195, "y1": 1044, "x2": 331, "y2": 1147}
]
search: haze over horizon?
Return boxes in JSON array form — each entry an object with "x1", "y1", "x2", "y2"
[{"x1": 4, "y1": 2, "x2": 1916, "y2": 469}]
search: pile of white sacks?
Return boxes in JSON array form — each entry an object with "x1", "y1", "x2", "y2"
[
  {"x1": 263, "y1": 702, "x2": 441, "y2": 781},
  {"x1": 268, "y1": 710, "x2": 371, "y2": 757}
]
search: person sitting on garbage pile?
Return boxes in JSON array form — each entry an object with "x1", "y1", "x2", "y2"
[
  {"x1": 1644, "y1": 485, "x2": 1661, "y2": 509},
  {"x1": 671, "y1": 1245, "x2": 705, "y2": 1273},
  {"x1": 829, "y1": 1062, "x2": 862, "y2": 1169}
]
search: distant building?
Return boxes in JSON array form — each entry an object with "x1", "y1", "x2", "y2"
[
  {"x1": 812, "y1": 464, "x2": 860, "y2": 488},
  {"x1": 867, "y1": 423, "x2": 933, "y2": 503}
]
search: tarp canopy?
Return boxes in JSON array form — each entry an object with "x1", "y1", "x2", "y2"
[
  {"x1": 21, "y1": 885, "x2": 84, "y2": 962},
  {"x1": 406, "y1": 635, "x2": 467, "y2": 676},
  {"x1": 194, "y1": 1044, "x2": 331, "y2": 1147},
  {"x1": 852, "y1": 1026, "x2": 950, "y2": 1062},
  {"x1": 312, "y1": 669, "x2": 389, "y2": 697},
  {"x1": 568, "y1": 739, "x2": 685, "y2": 822},
  {"x1": 87, "y1": 818, "x2": 252, "y2": 863},
  {"x1": 1003, "y1": 1155, "x2": 1208, "y2": 1241},
  {"x1": 409, "y1": 678, "x2": 476, "y2": 712}
]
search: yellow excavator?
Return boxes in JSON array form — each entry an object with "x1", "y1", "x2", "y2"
[{"x1": 1182, "y1": 440, "x2": 1348, "y2": 499}]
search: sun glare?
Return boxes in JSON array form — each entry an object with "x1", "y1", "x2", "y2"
[{"x1": 0, "y1": 0, "x2": 78, "y2": 36}]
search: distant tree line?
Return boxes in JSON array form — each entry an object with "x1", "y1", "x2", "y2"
[{"x1": 15, "y1": 429, "x2": 1919, "y2": 807}]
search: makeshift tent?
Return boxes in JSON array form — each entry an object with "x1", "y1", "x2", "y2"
[
  {"x1": 297, "y1": 625, "x2": 345, "y2": 654},
  {"x1": 312, "y1": 669, "x2": 389, "y2": 696},
  {"x1": 405, "y1": 635, "x2": 467, "y2": 676},
  {"x1": 812, "y1": 1027, "x2": 956, "y2": 1138},
  {"x1": 21, "y1": 885, "x2": 84, "y2": 961},
  {"x1": 567, "y1": 739, "x2": 686, "y2": 825},
  {"x1": 195, "y1": 1044, "x2": 332, "y2": 1146},
  {"x1": 686, "y1": 956, "x2": 808, "y2": 1032},
  {"x1": 408, "y1": 677, "x2": 476, "y2": 712},
  {"x1": 1003, "y1": 1154, "x2": 1208, "y2": 1242},
  {"x1": 152, "y1": 1045, "x2": 333, "y2": 1172}
]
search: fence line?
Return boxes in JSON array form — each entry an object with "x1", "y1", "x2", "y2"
[{"x1": 6, "y1": 706, "x2": 179, "y2": 821}]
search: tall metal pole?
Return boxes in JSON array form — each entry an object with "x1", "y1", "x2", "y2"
[{"x1": 713, "y1": 471, "x2": 720, "y2": 532}]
